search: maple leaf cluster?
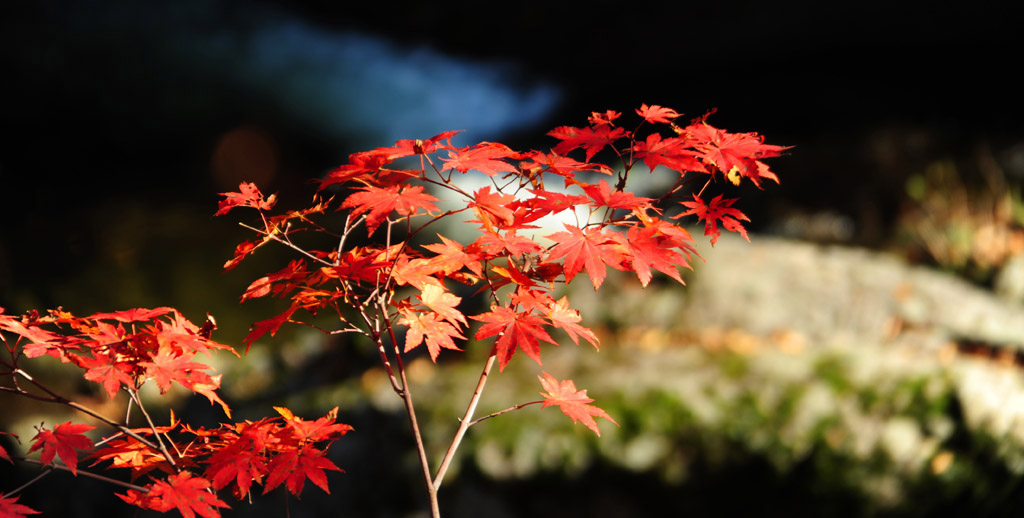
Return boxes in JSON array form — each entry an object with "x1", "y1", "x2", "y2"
[
  {"x1": 1, "y1": 104, "x2": 783, "y2": 518},
  {"x1": 0, "y1": 307, "x2": 231, "y2": 413},
  {"x1": 1, "y1": 308, "x2": 351, "y2": 518},
  {"x1": 217, "y1": 103, "x2": 785, "y2": 429}
]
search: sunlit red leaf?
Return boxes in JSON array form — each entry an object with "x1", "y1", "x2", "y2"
[
  {"x1": 545, "y1": 224, "x2": 628, "y2": 290},
  {"x1": 215, "y1": 182, "x2": 276, "y2": 216},
  {"x1": 88, "y1": 307, "x2": 175, "y2": 323},
  {"x1": 678, "y1": 194, "x2": 750, "y2": 245},
  {"x1": 441, "y1": 142, "x2": 520, "y2": 176},
  {"x1": 538, "y1": 371, "x2": 617, "y2": 436},
  {"x1": 581, "y1": 179, "x2": 652, "y2": 210},
  {"x1": 120, "y1": 471, "x2": 229, "y2": 518},
  {"x1": 341, "y1": 184, "x2": 439, "y2": 236},
  {"x1": 263, "y1": 446, "x2": 343, "y2": 497},
  {"x1": 635, "y1": 103, "x2": 680, "y2": 124},
  {"x1": 544, "y1": 296, "x2": 598, "y2": 348},
  {"x1": 548, "y1": 124, "x2": 626, "y2": 161},
  {"x1": 685, "y1": 123, "x2": 788, "y2": 187},
  {"x1": 398, "y1": 310, "x2": 464, "y2": 361},
  {"x1": 78, "y1": 353, "x2": 136, "y2": 399},
  {"x1": 0, "y1": 493, "x2": 39, "y2": 518},
  {"x1": 472, "y1": 306, "x2": 556, "y2": 371},
  {"x1": 273, "y1": 406, "x2": 352, "y2": 444},
  {"x1": 468, "y1": 186, "x2": 516, "y2": 230},
  {"x1": 28, "y1": 422, "x2": 94, "y2": 475},
  {"x1": 631, "y1": 133, "x2": 704, "y2": 174}
]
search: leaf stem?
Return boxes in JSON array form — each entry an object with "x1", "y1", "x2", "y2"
[{"x1": 467, "y1": 399, "x2": 542, "y2": 427}]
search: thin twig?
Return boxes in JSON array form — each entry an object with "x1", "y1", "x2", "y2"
[
  {"x1": 127, "y1": 388, "x2": 177, "y2": 468},
  {"x1": 15, "y1": 457, "x2": 149, "y2": 493},
  {"x1": 11, "y1": 369, "x2": 161, "y2": 452},
  {"x1": 468, "y1": 400, "x2": 542, "y2": 427}
]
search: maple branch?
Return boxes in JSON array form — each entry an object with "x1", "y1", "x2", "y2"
[
  {"x1": 14, "y1": 457, "x2": 150, "y2": 494},
  {"x1": 127, "y1": 388, "x2": 177, "y2": 469},
  {"x1": 334, "y1": 214, "x2": 358, "y2": 262},
  {"x1": 5, "y1": 466, "x2": 51, "y2": 497},
  {"x1": 350, "y1": 293, "x2": 402, "y2": 394},
  {"x1": 238, "y1": 222, "x2": 333, "y2": 267},
  {"x1": 467, "y1": 399, "x2": 543, "y2": 427},
  {"x1": 8, "y1": 368, "x2": 161, "y2": 452},
  {"x1": 382, "y1": 311, "x2": 440, "y2": 518},
  {"x1": 432, "y1": 353, "x2": 497, "y2": 490}
]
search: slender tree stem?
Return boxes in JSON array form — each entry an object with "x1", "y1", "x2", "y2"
[
  {"x1": 432, "y1": 354, "x2": 496, "y2": 489},
  {"x1": 385, "y1": 315, "x2": 440, "y2": 518}
]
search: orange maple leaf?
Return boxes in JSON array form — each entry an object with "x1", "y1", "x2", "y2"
[
  {"x1": 538, "y1": 372, "x2": 617, "y2": 436},
  {"x1": 341, "y1": 184, "x2": 439, "y2": 236}
]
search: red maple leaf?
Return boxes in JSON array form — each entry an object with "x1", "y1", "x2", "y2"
[
  {"x1": 90, "y1": 436, "x2": 172, "y2": 479},
  {"x1": 0, "y1": 432, "x2": 17, "y2": 465},
  {"x1": 152, "y1": 311, "x2": 235, "y2": 358},
  {"x1": 440, "y1": 141, "x2": 520, "y2": 176},
  {"x1": 468, "y1": 186, "x2": 516, "y2": 230},
  {"x1": 374, "y1": 129, "x2": 461, "y2": 158},
  {"x1": 390, "y1": 256, "x2": 442, "y2": 290},
  {"x1": 273, "y1": 406, "x2": 353, "y2": 444},
  {"x1": 239, "y1": 260, "x2": 307, "y2": 302},
  {"x1": 398, "y1": 310, "x2": 464, "y2": 361},
  {"x1": 685, "y1": 123, "x2": 788, "y2": 187},
  {"x1": 215, "y1": 182, "x2": 277, "y2": 216},
  {"x1": 581, "y1": 179, "x2": 652, "y2": 210},
  {"x1": 587, "y1": 109, "x2": 620, "y2": 126},
  {"x1": 78, "y1": 352, "x2": 136, "y2": 399},
  {"x1": 548, "y1": 124, "x2": 626, "y2": 161},
  {"x1": 518, "y1": 151, "x2": 612, "y2": 178},
  {"x1": 475, "y1": 229, "x2": 543, "y2": 259},
  {"x1": 241, "y1": 303, "x2": 299, "y2": 352},
  {"x1": 140, "y1": 347, "x2": 215, "y2": 394},
  {"x1": 635, "y1": 103, "x2": 680, "y2": 124},
  {"x1": 416, "y1": 284, "x2": 467, "y2": 328},
  {"x1": 545, "y1": 224, "x2": 628, "y2": 290},
  {"x1": 317, "y1": 150, "x2": 393, "y2": 191},
  {"x1": 422, "y1": 234, "x2": 484, "y2": 277},
  {"x1": 678, "y1": 194, "x2": 750, "y2": 245},
  {"x1": 88, "y1": 307, "x2": 176, "y2": 323},
  {"x1": 0, "y1": 493, "x2": 39, "y2": 518},
  {"x1": 204, "y1": 421, "x2": 275, "y2": 498},
  {"x1": 28, "y1": 422, "x2": 95, "y2": 475},
  {"x1": 631, "y1": 133, "x2": 704, "y2": 174},
  {"x1": 544, "y1": 297, "x2": 598, "y2": 348},
  {"x1": 341, "y1": 184, "x2": 439, "y2": 236},
  {"x1": 263, "y1": 446, "x2": 343, "y2": 497},
  {"x1": 623, "y1": 224, "x2": 691, "y2": 286},
  {"x1": 538, "y1": 372, "x2": 617, "y2": 436},
  {"x1": 223, "y1": 240, "x2": 257, "y2": 271},
  {"x1": 120, "y1": 472, "x2": 229, "y2": 518},
  {"x1": 472, "y1": 306, "x2": 556, "y2": 371}
]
